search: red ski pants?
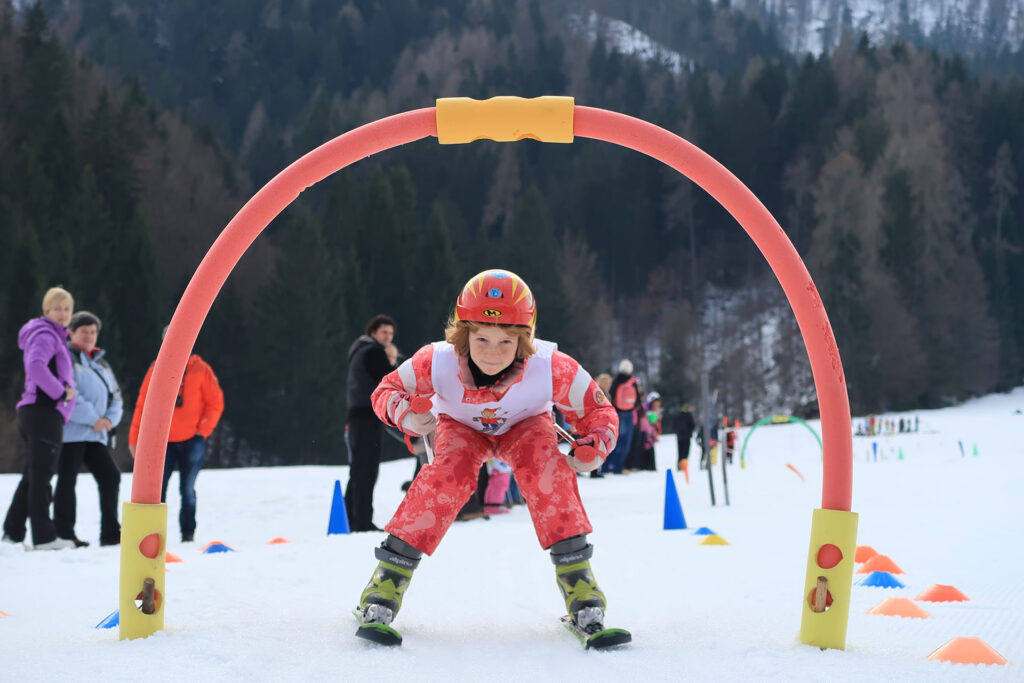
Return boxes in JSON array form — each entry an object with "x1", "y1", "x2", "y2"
[{"x1": 385, "y1": 413, "x2": 592, "y2": 555}]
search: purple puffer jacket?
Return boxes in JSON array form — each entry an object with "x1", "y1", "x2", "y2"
[{"x1": 16, "y1": 316, "x2": 76, "y2": 422}]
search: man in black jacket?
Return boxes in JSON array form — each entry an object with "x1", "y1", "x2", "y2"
[{"x1": 345, "y1": 314, "x2": 397, "y2": 532}]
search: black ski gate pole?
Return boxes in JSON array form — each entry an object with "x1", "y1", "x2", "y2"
[
  {"x1": 720, "y1": 416, "x2": 730, "y2": 506},
  {"x1": 701, "y1": 375, "x2": 716, "y2": 506}
]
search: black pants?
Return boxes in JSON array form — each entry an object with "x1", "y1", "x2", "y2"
[
  {"x1": 54, "y1": 441, "x2": 121, "y2": 543},
  {"x1": 677, "y1": 433, "x2": 692, "y2": 463},
  {"x1": 345, "y1": 414, "x2": 382, "y2": 531},
  {"x1": 3, "y1": 405, "x2": 63, "y2": 545}
]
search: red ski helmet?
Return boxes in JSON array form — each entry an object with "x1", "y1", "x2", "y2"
[{"x1": 454, "y1": 269, "x2": 536, "y2": 329}]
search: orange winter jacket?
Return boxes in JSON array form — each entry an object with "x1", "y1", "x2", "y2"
[{"x1": 129, "y1": 354, "x2": 224, "y2": 445}]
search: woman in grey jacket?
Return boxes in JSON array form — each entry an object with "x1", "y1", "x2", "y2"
[{"x1": 54, "y1": 311, "x2": 123, "y2": 546}]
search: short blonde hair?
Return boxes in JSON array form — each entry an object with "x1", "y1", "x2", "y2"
[
  {"x1": 42, "y1": 286, "x2": 73, "y2": 314},
  {"x1": 444, "y1": 319, "x2": 536, "y2": 360}
]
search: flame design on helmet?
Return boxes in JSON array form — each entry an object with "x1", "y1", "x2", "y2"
[{"x1": 454, "y1": 269, "x2": 536, "y2": 329}]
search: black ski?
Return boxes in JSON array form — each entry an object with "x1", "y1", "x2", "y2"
[
  {"x1": 560, "y1": 615, "x2": 632, "y2": 650},
  {"x1": 353, "y1": 608, "x2": 402, "y2": 646}
]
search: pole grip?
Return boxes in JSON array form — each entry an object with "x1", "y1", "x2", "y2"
[{"x1": 410, "y1": 395, "x2": 433, "y2": 414}]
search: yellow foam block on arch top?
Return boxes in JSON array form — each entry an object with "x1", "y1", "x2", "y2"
[{"x1": 436, "y1": 96, "x2": 574, "y2": 144}]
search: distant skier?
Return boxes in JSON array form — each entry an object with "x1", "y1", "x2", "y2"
[
  {"x1": 354, "y1": 269, "x2": 630, "y2": 648},
  {"x1": 673, "y1": 403, "x2": 695, "y2": 483}
]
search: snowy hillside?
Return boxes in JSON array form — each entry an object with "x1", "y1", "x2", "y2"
[
  {"x1": 2, "y1": 388, "x2": 1023, "y2": 681},
  {"x1": 752, "y1": 0, "x2": 1024, "y2": 56},
  {"x1": 569, "y1": 10, "x2": 692, "y2": 73}
]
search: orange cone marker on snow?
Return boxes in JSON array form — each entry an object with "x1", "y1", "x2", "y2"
[
  {"x1": 165, "y1": 551, "x2": 183, "y2": 563},
  {"x1": 927, "y1": 637, "x2": 1006, "y2": 665},
  {"x1": 856, "y1": 554, "x2": 904, "y2": 574},
  {"x1": 916, "y1": 584, "x2": 970, "y2": 602},
  {"x1": 854, "y1": 545, "x2": 878, "y2": 563},
  {"x1": 865, "y1": 597, "x2": 929, "y2": 618},
  {"x1": 267, "y1": 537, "x2": 290, "y2": 544}
]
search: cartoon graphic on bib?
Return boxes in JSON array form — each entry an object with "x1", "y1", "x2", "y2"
[{"x1": 473, "y1": 407, "x2": 507, "y2": 433}]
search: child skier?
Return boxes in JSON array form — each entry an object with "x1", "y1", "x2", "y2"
[{"x1": 354, "y1": 269, "x2": 630, "y2": 648}]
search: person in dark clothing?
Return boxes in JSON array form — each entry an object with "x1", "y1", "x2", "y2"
[
  {"x1": 54, "y1": 311, "x2": 123, "y2": 547},
  {"x1": 345, "y1": 314, "x2": 397, "y2": 532},
  {"x1": 674, "y1": 404, "x2": 696, "y2": 468}
]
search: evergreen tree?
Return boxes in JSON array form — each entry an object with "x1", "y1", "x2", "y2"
[
  {"x1": 982, "y1": 141, "x2": 1021, "y2": 386},
  {"x1": 249, "y1": 212, "x2": 349, "y2": 464},
  {"x1": 410, "y1": 195, "x2": 463, "y2": 346},
  {"x1": 501, "y1": 185, "x2": 565, "y2": 341},
  {"x1": 808, "y1": 146, "x2": 925, "y2": 409}
]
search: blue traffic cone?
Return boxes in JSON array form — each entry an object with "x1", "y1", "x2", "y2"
[
  {"x1": 328, "y1": 479, "x2": 350, "y2": 535},
  {"x1": 663, "y1": 469, "x2": 687, "y2": 530}
]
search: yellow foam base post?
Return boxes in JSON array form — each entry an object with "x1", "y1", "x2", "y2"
[
  {"x1": 799, "y1": 508, "x2": 858, "y2": 650},
  {"x1": 436, "y1": 96, "x2": 574, "y2": 144},
  {"x1": 118, "y1": 502, "x2": 168, "y2": 640}
]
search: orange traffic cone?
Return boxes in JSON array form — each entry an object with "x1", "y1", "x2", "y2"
[
  {"x1": 267, "y1": 537, "x2": 290, "y2": 544},
  {"x1": 678, "y1": 459, "x2": 690, "y2": 483}
]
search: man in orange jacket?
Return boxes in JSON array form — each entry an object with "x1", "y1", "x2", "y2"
[{"x1": 129, "y1": 347, "x2": 224, "y2": 542}]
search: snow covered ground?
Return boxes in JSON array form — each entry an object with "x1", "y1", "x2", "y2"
[{"x1": 2, "y1": 389, "x2": 1022, "y2": 681}]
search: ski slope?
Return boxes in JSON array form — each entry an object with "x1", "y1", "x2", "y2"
[{"x1": 1, "y1": 389, "x2": 1022, "y2": 681}]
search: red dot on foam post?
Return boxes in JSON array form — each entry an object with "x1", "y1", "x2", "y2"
[
  {"x1": 139, "y1": 533, "x2": 161, "y2": 559},
  {"x1": 817, "y1": 543, "x2": 843, "y2": 569}
]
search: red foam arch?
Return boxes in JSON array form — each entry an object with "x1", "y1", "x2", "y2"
[{"x1": 131, "y1": 104, "x2": 851, "y2": 513}]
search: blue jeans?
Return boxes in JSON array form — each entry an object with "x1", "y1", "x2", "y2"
[
  {"x1": 603, "y1": 411, "x2": 634, "y2": 474},
  {"x1": 161, "y1": 435, "x2": 205, "y2": 538}
]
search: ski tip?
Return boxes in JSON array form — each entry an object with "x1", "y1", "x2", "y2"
[
  {"x1": 353, "y1": 608, "x2": 403, "y2": 646},
  {"x1": 355, "y1": 624, "x2": 403, "y2": 646},
  {"x1": 585, "y1": 628, "x2": 632, "y2": 650},
  {"x1": 560, "y1": 615, "x2": 632, "y2": 650}
]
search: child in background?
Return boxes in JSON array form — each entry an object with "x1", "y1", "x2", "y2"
[{"x1": 355, "y1": 269, "x2": 628, "y2": 647}]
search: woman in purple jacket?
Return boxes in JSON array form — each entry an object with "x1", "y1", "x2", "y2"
[{"x1": 2, "y1": 287, "x2": 80, "y2": 550}]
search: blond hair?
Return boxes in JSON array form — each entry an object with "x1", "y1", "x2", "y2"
[
  {"x1": 42, "y1": 286, "x2": 73, "y2": 314},
  {"x1": 444, "y1": 318, "x2": 536, "y2": 360}
]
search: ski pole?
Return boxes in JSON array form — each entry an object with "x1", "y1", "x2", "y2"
[{"x1": 551, "y1": 421, "x2": 598, "y2": 463}]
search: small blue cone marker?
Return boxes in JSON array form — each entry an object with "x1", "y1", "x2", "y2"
[
  {"x1": 202, "y1": 542, "x2": 234, "y2": 554},
  {"x1": 663, "y1": 469, "x2": 687, "y2": 530},
  {"x1": 692, "y1": 526, "x2": 716, "y2": 536},
  {"x1": 95, "y1": 609, "x2": 119, "y2": 629},
  {"x1": 856, "y1": 571, "x2": 905, "y2": 588},
  {"x1": 328, "y1": 479, "x2": 350, "y2": 535}
]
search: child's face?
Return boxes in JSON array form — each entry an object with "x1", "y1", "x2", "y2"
[{"x1": 468, "y1": 325, "x2": 518, "y2": 374}]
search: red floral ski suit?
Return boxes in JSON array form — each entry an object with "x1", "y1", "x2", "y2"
[{"x1": 372, "y1": 341, "x2": 617, "y2": 555}]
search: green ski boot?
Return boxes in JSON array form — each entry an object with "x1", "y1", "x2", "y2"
[
  {"x1": 354, "y1": 535, "x2": 422, "y2": 646},
  {"x1": 550, "y1": 535, "x2": 631, "y2": 649}
]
